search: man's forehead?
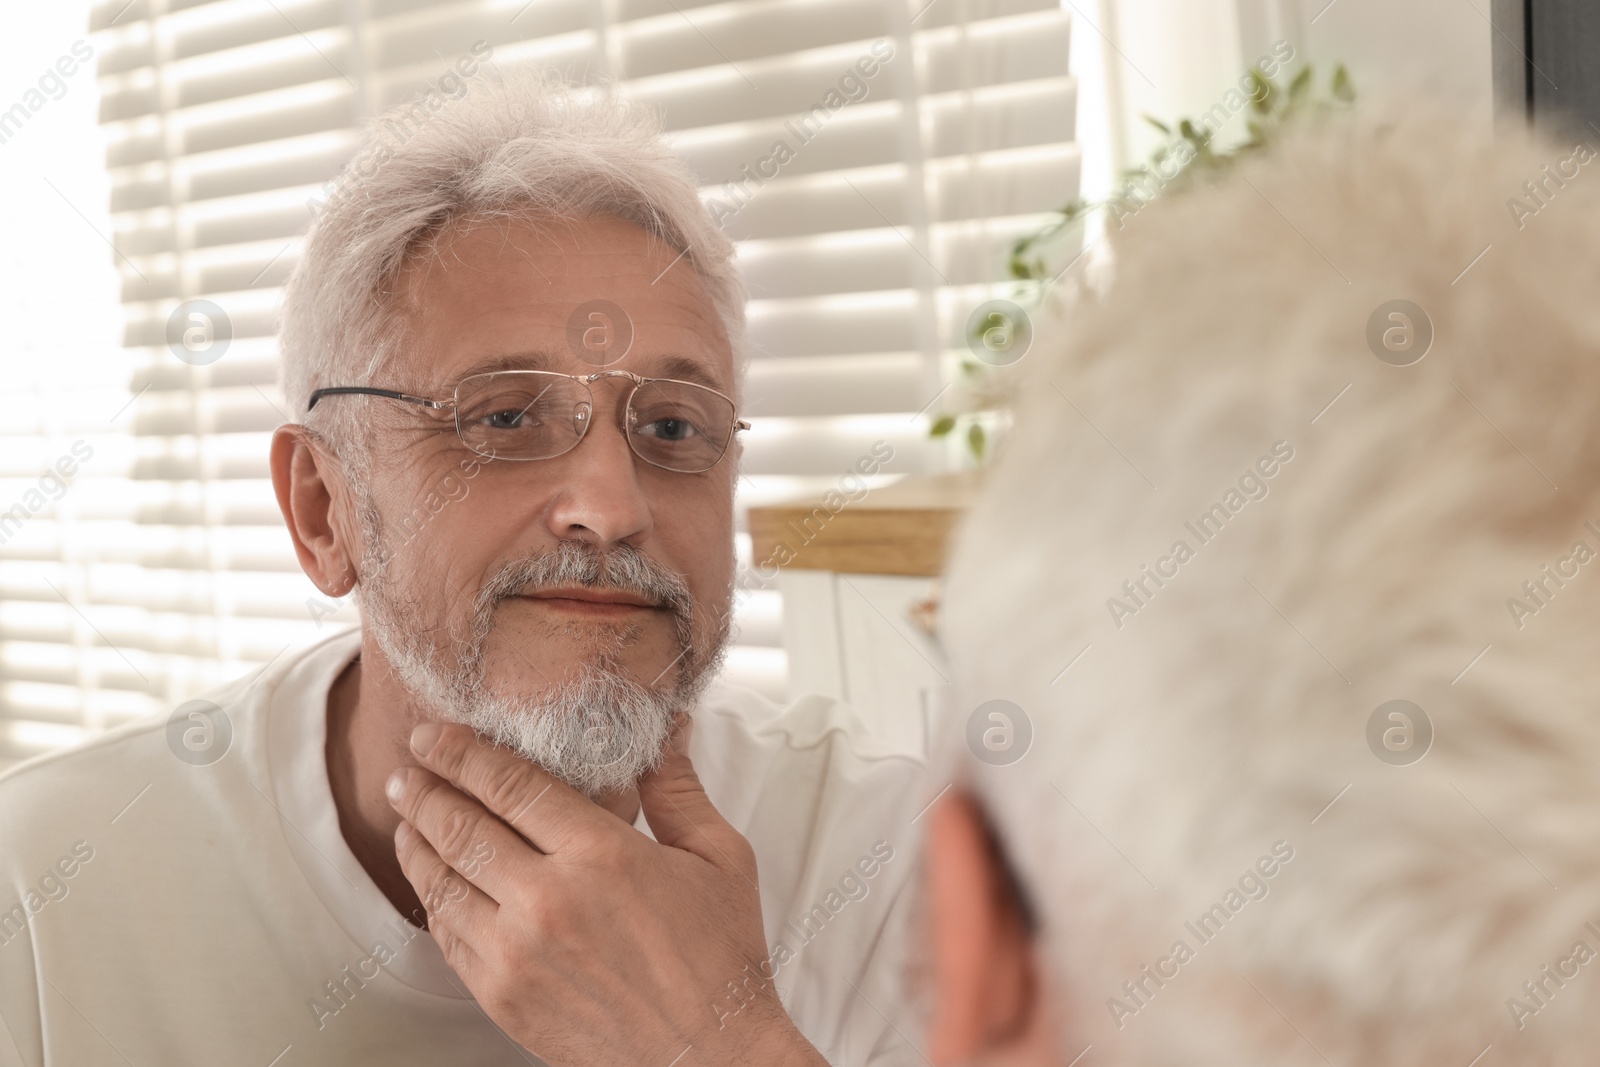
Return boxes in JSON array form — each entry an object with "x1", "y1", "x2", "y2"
[
  {"x1": 392, "y1": 212, "x2": 735, "y2": 394},
  {"x1": 401, "y1": 211, "x2": 696, "y2": 290}
]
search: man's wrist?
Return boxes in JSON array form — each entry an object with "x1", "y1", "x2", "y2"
[
  {"x1": 740, "y1": 1019, "x2": 831, "y2": 1067},
  {"x1": 702, "y1": 999, "x2": 829, "y2": 1067}
]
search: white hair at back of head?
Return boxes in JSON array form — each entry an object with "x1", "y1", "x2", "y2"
[
  {"x1": 279, "y1": 69, "x2": 745, "y2": 448},
  {"x1": 940, "y1": 105, "x2": 1600, "y2": 1065}
]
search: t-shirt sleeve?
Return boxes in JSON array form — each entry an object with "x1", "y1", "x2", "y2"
[
  {"x1": 0, "y1": 908, "x2": 41, "y2": 1066},
  {"x1": 0, "y1": 1005, "x2": 33, "y2": 1067},
  {"x1": 0, "y1": 766, "x2": 55, "y2": 1067},
  {"x1": 860, "y1": 1033, "x2": 927, "y2": 1067}
]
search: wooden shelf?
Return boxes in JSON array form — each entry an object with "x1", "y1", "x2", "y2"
[{"x1": 747, "y1": 471, "x2": 981, "y2": 578}]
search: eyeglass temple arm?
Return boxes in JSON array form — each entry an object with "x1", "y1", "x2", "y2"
[{"x1": 305, "y1": 387, "x2": 448, "y2": 411}]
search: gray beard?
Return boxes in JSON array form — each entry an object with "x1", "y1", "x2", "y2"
[{"x1": 354, "y1": 498, "x2": 729, "y2": 797}]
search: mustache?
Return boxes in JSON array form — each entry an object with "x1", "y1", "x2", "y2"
[{"x1": 476, "y1": 541, "x2": 694, "y2": 623}]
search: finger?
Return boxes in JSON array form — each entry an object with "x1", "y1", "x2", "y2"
[
  {"x1": 411, "y1": 721, "x2": 601, "y2": 854},
  {"x1": 394, "y1": 818, "x2": 497, "y2": 968},
  {"x1": 638, "y1": 726, "x2": 755, "y2": 878},
  {"x1": 386, "y1": 766, "x2": 538, "y2": 902}
]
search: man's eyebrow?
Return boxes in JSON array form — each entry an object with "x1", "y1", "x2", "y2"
[
  {"x1": 445, "y1": 350, "x2": 729, "y2": 393},
  {"x1": 651, "y1": 356, "x2": 726, "y2": 392},
  {"x1": 449, "y1": 350, "x2": 558, "y2": 384}
]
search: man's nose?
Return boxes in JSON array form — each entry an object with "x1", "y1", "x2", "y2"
[{"x1": 543, "y1": 407, "x2": 653, "y2": 546}]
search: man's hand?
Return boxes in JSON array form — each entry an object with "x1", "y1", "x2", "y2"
[{"x1": 384, "y1": 720, "x2": 829, "y2": 1067}]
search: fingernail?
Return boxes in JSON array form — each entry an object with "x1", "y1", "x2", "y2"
[
  {"x1": 395, "y1": 820, "x2": 412, "y2": 847},
  {"x1": 386, "y1": 769, "x2": 407, "y2": 804},
  {"x1": 411, "y1": 721, "x2": 442, "y2": 757}
]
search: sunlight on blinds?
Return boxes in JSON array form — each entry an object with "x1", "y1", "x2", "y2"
[
  {"x1": 0, "y1": 0, "x2": 1078, "y2": 768},
  {"x1": 0, "y1": 3, "x2": 128, "y2": 769}
]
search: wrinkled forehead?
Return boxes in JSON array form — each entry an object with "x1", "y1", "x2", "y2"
[{"x1": 387, "y1": 211, "x2": 736, "y2": 399}]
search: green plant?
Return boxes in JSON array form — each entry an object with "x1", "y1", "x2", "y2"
[{"x1": 931, "y1": 63, "x2": 1355, "y2": 461}]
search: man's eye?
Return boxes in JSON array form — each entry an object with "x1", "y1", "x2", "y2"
[
  {"x1": 641, "y1": 417, "x2": 698, "y2": 441},
  {"x1": 480, "y1": 402, "x2": 549, "y2": 430}
]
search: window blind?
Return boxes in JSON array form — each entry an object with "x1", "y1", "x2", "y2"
[{"x1": 0, "y1": 0, "x2": 1078, "y2": 769}]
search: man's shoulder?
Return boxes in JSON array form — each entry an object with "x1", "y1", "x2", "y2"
[
  {"x1": 0, "y1": 662, "x2": 274, "y2": 870},
  {"x1": 0, "y1": 715, "x2": 171, "y2": 893},
  {"x1": 0, "y1": 627, "x2": 358, "y2": 838}
]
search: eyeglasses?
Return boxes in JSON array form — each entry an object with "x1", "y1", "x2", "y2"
[{"x1": 307, "y1": 369, "x2": 749, "y2": 474}]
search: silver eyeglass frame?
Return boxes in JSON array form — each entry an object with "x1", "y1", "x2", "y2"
[{"x1": 306, "y1": 368, "x2": 750, "y2": 474}]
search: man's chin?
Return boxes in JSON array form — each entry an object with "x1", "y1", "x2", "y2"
[{"x1": 441, "y1": 662, "x2": 680, "y2": 799}]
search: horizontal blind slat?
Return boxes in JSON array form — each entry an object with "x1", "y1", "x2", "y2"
[{"x1": 10, "y1": 0, "x2": 1082, "y2": 753}]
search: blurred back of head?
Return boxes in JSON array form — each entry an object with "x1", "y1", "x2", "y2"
[{"x1": 937, "y1": 105, "x2": 1600, "y2": 1065}]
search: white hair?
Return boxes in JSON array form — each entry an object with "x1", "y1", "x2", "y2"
[
  {"x1": 277, "y1": 72, "x2": 740, "y2": 792},
  {"x1": 279, "y1": 70, "x2": 746, "y2": 442},
  {"x1": 941, "y1": 105, "x2": 1600, "y2": 1064}
]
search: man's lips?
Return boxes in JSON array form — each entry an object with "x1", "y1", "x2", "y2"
[{"x1": 511, "y1": 588, "x2": 663, "y2": 616}]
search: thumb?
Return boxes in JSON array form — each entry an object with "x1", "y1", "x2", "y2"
[{"x1": 639, "y1": 717, "x2": 746, "y2": 868}]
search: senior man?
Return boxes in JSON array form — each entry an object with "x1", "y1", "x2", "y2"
[
  {"x1": 919, "y1": 108, "x2": 1600, "y2": 1064},
  {"x1": 0, "y1": 76, "x2": 926, "y2": 1065}
]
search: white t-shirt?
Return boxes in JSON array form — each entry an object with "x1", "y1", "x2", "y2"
[{"x1": 0, "y1": 629, "x2": 931, "y2": 1066}]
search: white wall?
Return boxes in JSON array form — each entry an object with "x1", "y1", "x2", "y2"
[
  {"x1": 1279, "y1": 0, "x2": 1493, "y2": 123},
  {"x1": 1082, "y1": 0, "x2": 1494, "y2": 173}
]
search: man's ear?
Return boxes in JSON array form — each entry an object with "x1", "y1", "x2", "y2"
[
  {"x1": 926, "y1": 789, "x2": 1055, "y2": 1067},
  {"x1": 270, "y1": 424, "x2": 363, "y2": 597}
]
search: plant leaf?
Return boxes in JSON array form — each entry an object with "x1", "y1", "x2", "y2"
[
  {"x1": 1332, "y1": 64, "x2": 1355, "y2": 102},
  {"x1": 930, "y1": 414, "x2": 956, "y2": 437},
  {"x1": 1289, "y1": 66, "x2": 1312, "y2": 101},
  {"x1": 1248, "y1": 70, "x2": 1274, "y2": 114},
  {"x1": 967, "y1": 422, "x2": 986, "y2": 459}
]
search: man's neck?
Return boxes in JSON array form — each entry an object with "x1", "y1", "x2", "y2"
[{"x1": 324, "y1": 636, "x2": 642, "y2": 926}]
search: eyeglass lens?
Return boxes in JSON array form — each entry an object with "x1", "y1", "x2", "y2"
[{"x1": 453, "y1": 372, "x2": 736, "y2": 473}]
